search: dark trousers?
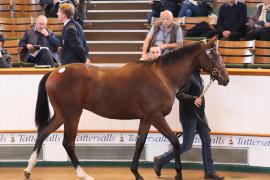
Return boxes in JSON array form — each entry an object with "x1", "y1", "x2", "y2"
[
  {"x1": 28, "y1": 49, "x2": 55, "y2": 67},
  {"x1": 158, "y1": 116, "x2": 215, "y2": 174},
  {"x1": 245, "y1": 27, "x2": 270, "y2": 41},
  {"x1": 178, "y1": 2, "x2": 207, "y2": 17}
]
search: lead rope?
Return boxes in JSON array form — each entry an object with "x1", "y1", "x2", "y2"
[
  {"x1": 195, "y1": 79, "x2": 214, "y2": 132},
  {"x1": 199, "y1": 79, "x2": 214, "y2": 99}
]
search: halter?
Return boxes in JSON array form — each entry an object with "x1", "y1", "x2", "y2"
[{"x1": 205, "y1": 47, "x2": 220, "y2": 81}]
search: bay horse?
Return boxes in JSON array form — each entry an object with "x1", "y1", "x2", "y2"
[{"x1": 24, "y1": 37, "x2": 229, "y2": 180}]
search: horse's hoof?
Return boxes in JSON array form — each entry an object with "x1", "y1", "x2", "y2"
[
  {"x1": 24, "y1": 170, "x2": 31, "y2": 179},
  {"x1": 79, "y1": 175, "x2": 94, "y2": 180},
  {"x1": 136, "y1": 175, "x2": 144, "y2": 180},
  {"x1": 174, "y1": 175, "x2": 182, "y2": 180}
]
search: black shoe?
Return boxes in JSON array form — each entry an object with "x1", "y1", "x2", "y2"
[
  {"x1": 153, "y1": 156, "x2": 162, "y2": 177},
  {"x1": 204, "y1": 172, "x2": 224, "y2": 180}
]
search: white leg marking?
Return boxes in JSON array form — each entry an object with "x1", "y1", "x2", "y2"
[
  {"x1": 76, "y1": 166, "x2": 94, "y2": 180},
  {"x1": 24, "y1": 150, "x2": 38, "y2": 174}
]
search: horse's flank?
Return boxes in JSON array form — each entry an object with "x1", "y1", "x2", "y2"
[{"x1": 47, "y1": 63, "x2": 175, "y2": 120}]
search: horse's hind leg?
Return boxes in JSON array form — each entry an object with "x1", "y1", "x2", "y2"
[
  {"x1": 62, "y1": 117, "x2": 94, "y2": 180},
  {"x1": 152, "y1": 116, "x2": 182, "y2": 180},
  {"x1": 24, "y1": 115, "x2": 63, "y2": 179},
  {"x1": 131, "y1": 119, "x2": 151, "y2": 180}
]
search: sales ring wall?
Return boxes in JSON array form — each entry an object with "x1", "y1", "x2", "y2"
[{"x1": 0, "y1": 68, "x2": 270, "y2": 170}]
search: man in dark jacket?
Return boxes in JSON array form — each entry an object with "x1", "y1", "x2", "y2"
[
  {"x1": 217, "y1": 0, "x2": 247, "y2": 40},
  {"x1": 153, "y1": 69, "x2": 224, "y2": 180},
  {"x1": 19, "y1": 15, "x2": 59, "y2": 67},
  {"x1": 57, "y1": 2, "x2": 90, "y2": 65}
]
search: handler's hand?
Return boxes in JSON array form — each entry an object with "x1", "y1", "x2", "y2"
[{"x1": 194, "y1": 97, "x2": 202, "y2": 107}]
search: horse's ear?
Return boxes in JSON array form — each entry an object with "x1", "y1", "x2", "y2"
[{"x1": 207, "y1": 35, "x2": 218, "y2": 46}]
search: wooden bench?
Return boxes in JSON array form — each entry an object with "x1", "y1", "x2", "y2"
[
  {"x1": 218, "y1": 40, "x2": 254, "y2": 64},
  {"x1": 3, "y1": 39, "x2": 21, "y2": 66},
  {"x1": 254, "y1": 40, "x2": 270, "y2": 63}
]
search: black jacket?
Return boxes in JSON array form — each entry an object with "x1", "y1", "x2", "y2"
[
  {"x1": 217, "y1": 2, "x2": 247, "y2": 33},
  {"x1": 60, "y1": 19, "x2": 89, "y2": 65},
  {"x1": 176, "y1": 69, "x2": 205, "y2": 120}
]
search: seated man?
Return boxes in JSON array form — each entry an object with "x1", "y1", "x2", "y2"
[
  {"x1": 141, "y1": 10, "x2": 183, "y2": 60},
  {"x1": 178, "y1": 0, "x2": 213, "y2": 17},
  {"x1": 0, "y1": 34, "x2": 12, "y2": 68},
  {"x1": 19, "y1": 15, "x2": 60, "y2": 67},
  {"x1": 216, "y1": 0, "x2": 247, "y2": 40}
]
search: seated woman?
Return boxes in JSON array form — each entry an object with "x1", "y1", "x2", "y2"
[
  {"x1": 245, "y1": 0, "x2": 270, "y2": 40},
  {"x1": 178, "y1": 0, "x2": 213, "y2": 17},
  {"x1": 0, "y1": 34, "x2": 12, "y2": 68}
]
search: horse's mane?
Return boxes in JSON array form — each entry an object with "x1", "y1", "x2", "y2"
[{"x1": 137, "y1": 42, "x2": 202, "y2": 65}]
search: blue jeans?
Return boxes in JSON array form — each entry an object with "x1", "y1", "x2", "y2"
[
  {"x1": 158, "y1": 116, "x2": 214, "y2": 174},
  {"x1": 178, "y1": 2, "x2": 206, "y2": 17}
]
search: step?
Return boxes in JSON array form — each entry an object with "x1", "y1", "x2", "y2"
[
  {"x1": 84, "y1": 30, "x2": 147, "y2": 41},
  {"x1": 86, "y1": 10, "x2": 150, "y2": 20},
  {"x1": 90, "y1": 52, "x2": 141, "y2": 63},
  {"x1": 87, "y1": 1, "x2": 149, "y2": 10},
  {"x1": 84, "y1": 20, "x2": 147, "y2": 30},
  {"x1": 88, "y1": 41, "x2": 143, "y2": 51}
]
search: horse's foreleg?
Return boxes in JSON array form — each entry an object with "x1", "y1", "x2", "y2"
[
  {"x1": 152, "y1": 117, "x2": 182, "y2": 180},
  {"x1": 24, "y1": 115, "x2": 63, "y2": 179},
  {"x1": 62, "y1": 120, "x2": 94, "y2": 180},
  {"x1": 131, "y1": 119, "x2": 151, "y2": 180}
]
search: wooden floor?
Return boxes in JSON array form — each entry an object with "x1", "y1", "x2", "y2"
[{"x1": 0, "y1": 166, "x2": 270, "y2": 180}]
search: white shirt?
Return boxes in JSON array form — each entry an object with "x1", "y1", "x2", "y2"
[{"x1": 64, "y1": 19, "x2": 71, "y2": 26}]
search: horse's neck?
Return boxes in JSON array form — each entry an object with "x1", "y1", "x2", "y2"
[{"x1": 159, "y1": 52, "x2": 200, "y2": 90}]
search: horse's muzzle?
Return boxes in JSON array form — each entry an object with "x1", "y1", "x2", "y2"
[{"x1": 218, "y1": 76, "x2": 229, "y2": 86}]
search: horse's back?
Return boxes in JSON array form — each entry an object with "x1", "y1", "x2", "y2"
[{"x1": 46, "y1": 63, "x2": 174, "y2": 120}]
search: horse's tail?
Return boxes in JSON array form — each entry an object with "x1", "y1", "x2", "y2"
[{"x1": 35, "y1": 72, "x2": 52, "y2": 128}]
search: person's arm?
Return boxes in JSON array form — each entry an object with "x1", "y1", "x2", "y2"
[
  {"x1": 47, "y1": 31, "x2": 60, "y2": 47},
  {"x1": 231, "y1": 3, "x2": 247, "y2": 32},
  {"x1": 216, "y1": 6, "x2": 225, "y2": 33},
  {"x1": 159, "y1": 42, "x2": 180, "y2": 49},
  {"x1": 160, "y1": 26, "x2": 183, "y2": 49},
  {"x1": 66, "y1": 27, "x2": 86, "y2": 62},
  {"x1": 83, "y1": 36, "x2": 91, "y2": 63},
  {"x1": 82, "y1": 35, "x2": 89, "y2": 58},
  {"x1": 142, "y1": 26, "x2": 154, "y2": 60},
  {"x1": 18, "y1": 31, "x2": 29, "y2": 48},
  {"x1": 176, "y1": 90, "x2": 197, "y2": 104},
  {"x1": 247, "y1": 7, "x2": 260, "y2": 28},
  {"x1": 176, "y1": 78, "x2": 195, "y2": 104}
]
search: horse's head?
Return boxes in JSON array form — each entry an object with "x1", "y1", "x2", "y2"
[{"x1": 199, "y1": 36, "x2": 229, "y2": 86}]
